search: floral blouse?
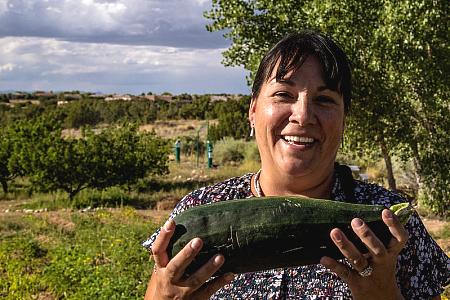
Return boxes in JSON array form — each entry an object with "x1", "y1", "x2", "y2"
[{"x1": 142, "y1": 172, "x2": 450, "y2": 299}]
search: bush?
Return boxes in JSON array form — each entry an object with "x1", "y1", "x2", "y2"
[{"x1": 213, "y1": 137, "x2": 259, "y2": 166}]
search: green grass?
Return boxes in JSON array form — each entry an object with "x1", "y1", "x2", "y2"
[{"x1": 0, "y1": 207, "x2": 162, "y2": 299}]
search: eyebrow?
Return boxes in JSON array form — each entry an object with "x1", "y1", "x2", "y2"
[{"x1": 274, "y1": 79, "x2": 337, "y2": 93}]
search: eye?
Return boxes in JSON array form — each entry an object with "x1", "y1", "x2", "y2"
[
  {"x1": 274, "y1": 92, "x2": 294, "y2": 99},
  {"x1": 315, "y1": 96, "x2": 336, "y2": 104}
]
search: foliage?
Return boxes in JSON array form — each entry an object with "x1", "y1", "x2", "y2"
[
  {"x1": 209, "y1": 96, "x2": 252, "y2": 141},
  {"x1": 0, "y1": 208, "x2": 160, "y2": 299},
  {"x1": 204, "y1": 0, "x2": 450, "y2": 214},
  {"x1": 213, "y1": 137, "x2": 260, "y2": 166},
  {"x1": 0, "y1": 127, "x2": 23, "y2": 194},
  {"x1": 8, "y1": 117, "x2": 170, "y2": 202}
]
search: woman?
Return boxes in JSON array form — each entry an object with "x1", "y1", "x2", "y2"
[{"x1": 142, "y1": 31, "x2": 450, "y2": 299}]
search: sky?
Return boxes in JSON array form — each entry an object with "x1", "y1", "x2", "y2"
[{"x1": 0, "y1": 0, "x2": 251, "y2": 95}]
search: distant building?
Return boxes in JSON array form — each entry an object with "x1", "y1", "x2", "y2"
[
  {"x1": 210, "y1": 95, "x2": 228, "y2": 102},
  {"x1": 89, "y1": 94, "x2": 108, "y2": 99},
  {"x1": 63, "y1": 94, "x2": 83, "y2": 100},
  {"x1": 10, "y1": 93, "x2": 26, "y2": 100},
  {"x1": 35, "y1": 92, "x2": 57, "y2": 98},
  {"x1": 136, "y1": 95, "x2": 156, "y2": 101},
  {"x1": 156, "y1": 95, "x2": 177, "y2": 102},
  {"x1": 176, "y1": 99, "x2": 193, "y2": 106},
  {"x1": 105, "y1": 94, "x2": 133, "y2": 101},
  {"x1": 57, "y1": 101, "x2": 69, "y2": 106}
]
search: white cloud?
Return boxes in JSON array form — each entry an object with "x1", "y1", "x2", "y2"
[
  {"x1": 0, "y1": 63, "x2": 16, "y2": 72},
  {"x1": 0, "y1": 36, "x2": 250, "y2": 95},
  {"x1": 0, "y1": 1, "x2": 248, "y2": 94},
  {"x1": 0, "y1": 0, "x2": 226, "y2": 48}
]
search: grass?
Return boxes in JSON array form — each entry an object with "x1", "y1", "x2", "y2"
[{"x1": 0, "y1": 207, "x2": 162, "y2": 299}]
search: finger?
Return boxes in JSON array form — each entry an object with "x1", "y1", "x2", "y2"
[
  {"x1": 320, "y1": 256, "x2": 357, "y2": 284},
  {"x1": 193, "y1": 271, "x2": 235, "y2": 299},
  {"x1": 152, "y1": 219, "x2": 176, "y2": 268},
  {"x1": 330, "y1": 228, "x2": 369, "y2": 273},
  {"x1": 382, "y1": 209, "x2": 409, "y2": 250},
  {"x1": 186, "y1": 254, "x2": 226, "y2": 290},
  {"x1": 165, "y1": 237, "x2": 203, "y2": 282},
  {"x1": 351, "y1": 218, "x2": 387, "y2": 259}
]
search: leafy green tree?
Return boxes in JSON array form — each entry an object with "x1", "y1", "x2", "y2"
[
  {"x1": 9, "y1": 117, "x2": 170, "y2": 201},
  {"x1": 128, "y1": 99, "x2": 158, "y2": 124},
  {"x1": 205, "y1": 0, "x2": 450, "y2": 212},
  {"x1": 0, "y1": 127, "x2": 24, "y2": 193}
]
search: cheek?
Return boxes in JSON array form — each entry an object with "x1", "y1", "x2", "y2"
[{"x1": 259, "y1": 104, "x2": 290, "y2": 127}]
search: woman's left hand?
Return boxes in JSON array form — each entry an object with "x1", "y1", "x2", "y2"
[{"x1": 320, "y1": 209, "x2": 409, "y2": 300}]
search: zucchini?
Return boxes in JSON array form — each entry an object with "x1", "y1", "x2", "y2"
[{"x1": 167, "y1": 197, "x2": 414, "y2": 275}]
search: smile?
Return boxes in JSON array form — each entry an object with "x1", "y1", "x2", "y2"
[{"x1": 282, "y1": 135, "x2": 316, "y2": 145}]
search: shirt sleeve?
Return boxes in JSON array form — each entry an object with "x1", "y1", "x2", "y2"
[
  {"x1": 397, "y1": 212, "x2": 450, "y2": 299},
  {"x1": 141, "y1": 195, "x2": 188, "y2": 251}
]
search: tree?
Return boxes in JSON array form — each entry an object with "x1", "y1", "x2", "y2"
[
  {"x1": 205, "y1": 0, "x2": 450, "y2": 212},
  {"x1": 9, "y1": 117, "x2": 170, "y2": 201},
  {"x1": 0, "y1": 127, "x2": 24, "y2": 193}
]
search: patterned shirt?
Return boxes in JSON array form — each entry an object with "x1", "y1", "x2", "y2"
[{"x1": 142, "y1": 172, "x2": 450, "y2": 299}]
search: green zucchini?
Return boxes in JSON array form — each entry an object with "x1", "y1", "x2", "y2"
[{"x1": 167, "y1": 197, "x2": 414, "y2": 275}]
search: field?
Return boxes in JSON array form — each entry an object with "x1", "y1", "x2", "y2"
[{"x1": 1, "y1": 124, "x2": 449, "y2": 299}]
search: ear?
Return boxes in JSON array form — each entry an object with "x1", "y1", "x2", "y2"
[{"x1": 249, "y1": 95, "x2": 257, "y2": 125}]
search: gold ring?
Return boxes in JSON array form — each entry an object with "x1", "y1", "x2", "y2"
[{"x1": 359, "y1": 265, "x2": 373, "y2": 277}]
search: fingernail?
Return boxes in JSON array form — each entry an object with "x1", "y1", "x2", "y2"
[
  {"x1": 385, "y1": 209, "x2": 394, "y2": 219},
  {"x1": 191, "y1": 238, "x2": 201, "y2": 250},
  {"x1": 163, "y1": 220, "x2": 173, "y2": 232},
  {"x1": 213, "y1": 255, "x2": 223, "y2": 266},
  {"x1": 352, "y1": 218, "x2": 364, "y2": 229},
  {"x1": 224, "y1": 272, "x2": 235, "y2": 281},
  {"x1": 332, "y1": 230, "x2": 343, "y2": 242}
]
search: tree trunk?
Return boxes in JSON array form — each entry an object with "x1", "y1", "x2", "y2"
[
  {"x1": 410, "y1": 141, "x2": 433, "y2": 204},
  {"x1": 379, "y1": 139, "x2": 397, "y2": 192},
  {"x1": 1, "y1": 180, "x2": 7, "y2": 194},
  {"x1": 411, "y1": 141, "x2": 424, "y2": 195}
]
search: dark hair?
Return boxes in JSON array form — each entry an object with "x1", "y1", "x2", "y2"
[{"x1": 252, "y1": 30, "x2": 352, "y2": 114}]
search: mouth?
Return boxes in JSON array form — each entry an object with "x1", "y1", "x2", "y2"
[{"x1": 281, "y1": 135, "x2": 316, "y2": 146}]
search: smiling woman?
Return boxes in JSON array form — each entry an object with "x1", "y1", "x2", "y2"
[{"x1": 142, "y1": 31, "x2": 450, "y2": 300}]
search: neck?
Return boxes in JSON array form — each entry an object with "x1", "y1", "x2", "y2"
[{"x1": 253, "y1": 168, "x2": 335, "y2": 199}]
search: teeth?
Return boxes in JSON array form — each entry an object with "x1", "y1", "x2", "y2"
[{"x1": 283, "y1": 136, "x2": 314, "y2": 143}]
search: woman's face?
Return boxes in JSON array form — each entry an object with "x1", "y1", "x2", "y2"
[{"x1": 249, "y1": 55, "x2": 346, "y2": 185}]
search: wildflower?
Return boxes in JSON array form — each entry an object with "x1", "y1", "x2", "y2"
[
  {"x1": 115, "y1": 239, "x2": 122, "y2": 242},
  {"x1": 110, "y1": 243, "x2": 114, "y2": 247}
]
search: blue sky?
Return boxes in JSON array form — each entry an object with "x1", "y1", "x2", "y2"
[{"x1": 0, "y1": 0, "x2": 251, "y2": 95}]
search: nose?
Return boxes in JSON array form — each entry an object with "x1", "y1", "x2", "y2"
[{"x1": 288, "y1": 95, "x2": 317, "y2": 126}]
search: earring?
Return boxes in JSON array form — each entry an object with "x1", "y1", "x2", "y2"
[
  {"x1": 250, "y1": 124, "x2": 255, "y2": 137},
  {"x1": 341, "y1": 133, "x2": 344, "y2": 149}
]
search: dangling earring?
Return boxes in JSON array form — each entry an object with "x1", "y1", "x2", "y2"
[
  {"x1": 341, "y1": 133, "x2": 344, "y2": 149},
  {"x1": 250, "y1": 124, "x2": 255, "y2": 137}
]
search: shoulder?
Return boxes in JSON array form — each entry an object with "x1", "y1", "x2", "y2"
[
  {"x1": 169, "y1": 173, "x2": 254, "y2": 218},
  {"x1": 142, "y1": 173, "x2": 254, "y2": 250},
  {"x1": 353, "y1": 180, "x2": 407, "y2": 207}
]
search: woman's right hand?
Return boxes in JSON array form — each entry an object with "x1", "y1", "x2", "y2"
[{"x1": 145, "y1": 219, "x2": 235, "y2": 300}]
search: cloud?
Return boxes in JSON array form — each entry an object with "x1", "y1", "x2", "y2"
[
  {"x1": 0, "y1": 63, "x2": 17, "y2": 73},
  {"x1": 0, "y1": 0, "x2": 229, "y2": 48},
  {"x1": 0, "y1": 1, "x2": 249, "y2": 95},
  {"x1": 0, "y1": 36, "x2": 250, "y2": 95}
]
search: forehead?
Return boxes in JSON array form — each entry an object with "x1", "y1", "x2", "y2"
[{"x1": 268, "y1": 55, "x2": 326, "y2": 86}]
